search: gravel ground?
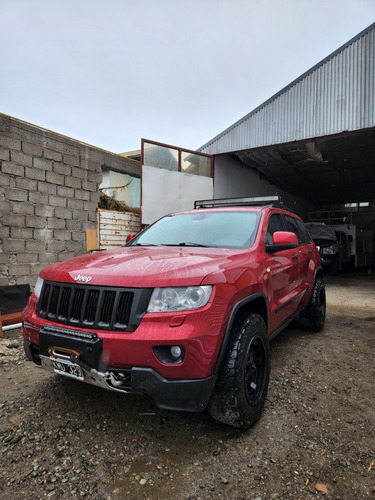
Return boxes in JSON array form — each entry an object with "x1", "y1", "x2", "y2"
[{"x1": 0, "y1": 272, "x2": 374, "y2": 500}]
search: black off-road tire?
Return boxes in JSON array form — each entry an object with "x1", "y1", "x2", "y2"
[
  {"x1": 299, "y1": 276, "x2": 326, "y2": 332},
  {"x1": 208, "y1": 313, "x2": 270, "y2": 429}
]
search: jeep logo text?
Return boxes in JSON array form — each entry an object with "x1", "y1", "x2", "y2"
[{"x1": 74, "y1": 274, "x2": 92, "y2": 283}]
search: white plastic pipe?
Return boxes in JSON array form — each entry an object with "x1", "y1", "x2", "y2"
[{"x1": 1, "y1": 323, "x2": 22, "y2": 332}]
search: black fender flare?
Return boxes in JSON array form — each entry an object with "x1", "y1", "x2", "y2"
[
  {"x1": 309, "y1": 265, "x2": 324, "y2": 299},
  {"x1": 315, "y1": 265, "x2": 324, "y2": 279},
  {"x1": 213, "y1": 292, "x2": 267, "y2": 377}
]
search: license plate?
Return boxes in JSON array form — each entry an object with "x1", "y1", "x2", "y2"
[{"x1": 50, "y1": 357, "x2": 84, "y2": 380}]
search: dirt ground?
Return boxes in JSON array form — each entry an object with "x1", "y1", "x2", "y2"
[{"x1": 0, "y1": 272, "x2": 374, "y2": 500}]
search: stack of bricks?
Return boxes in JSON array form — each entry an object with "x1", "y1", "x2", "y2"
[{"x1": 0, "y1": 113, "x2": 139, "y2": 288}]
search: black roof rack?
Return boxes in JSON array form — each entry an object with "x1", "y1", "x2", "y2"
[{"x1": 194, "y1": 196, "x2": 283, "y2": 209}]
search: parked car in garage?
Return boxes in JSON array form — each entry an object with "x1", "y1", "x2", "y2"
[
  {"x1": 334, "y1": 229, "x2": 352, "y2": 267},
  {"x1": 305, "y1": 222, "x2": 350, "y2": 274}
]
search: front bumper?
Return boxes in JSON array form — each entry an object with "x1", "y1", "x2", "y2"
[
  {"x1": 24, "y1": 340, "x2": 216, "y2": 412},
  {"x1": 320, "y1": 255, "x2": 335, "y2": 269},
  {"x1": 22, "y1": 292, "x2": 226, "y2": 380}
]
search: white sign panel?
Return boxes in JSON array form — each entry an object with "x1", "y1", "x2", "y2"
[{"x1": 142, "y1": 165, "x2": 213, "y2": 225}]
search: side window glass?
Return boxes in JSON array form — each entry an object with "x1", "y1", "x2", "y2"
[
  {"x1": 266, "y1": 214, "x2": 285, "y2": 245},
  {"x1": 295, "y1": 219, "x2": 312, "y2": 244},
  {"x1": 284, "y1": 215, "x2": 310, "y2": 245},
  {"x1": 283, "y1": 216, "x2": 300, "y2": 243}
]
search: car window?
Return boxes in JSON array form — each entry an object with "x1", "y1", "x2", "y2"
[
  {"x1": 284, "y1": 215, "x2": 311, "y2": 245},
  {"x1": 265, "y1": 214, "x2": 285, "y2": 245},
  {"x1": 295, "y1": 219, "x2": 312, "y2": 244},
  {"x1": 129, "y1": 211, "x2": 260, "y2": 249}
]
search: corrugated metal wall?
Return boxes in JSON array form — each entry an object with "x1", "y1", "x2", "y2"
[{"x1": 200, "y1": 23, "x2": 375, "y2": 155}]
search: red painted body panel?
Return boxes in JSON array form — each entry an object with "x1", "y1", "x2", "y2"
[{"x1": 37, "y1": 246, "x2": 252, "y2": 288}]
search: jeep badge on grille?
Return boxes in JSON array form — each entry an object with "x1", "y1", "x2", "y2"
[{"x1": 74, "y1": 274, "x2": 92, "y2": 283}]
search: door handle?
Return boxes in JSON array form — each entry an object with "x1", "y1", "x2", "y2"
[
  {"x1": 308, "y1": 248, "x2": 313, "y2": 254},
  {"x1": 292, "y1": 254, "x2": 299, "y2": 259}
]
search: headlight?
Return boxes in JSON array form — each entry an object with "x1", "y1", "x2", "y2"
[
  {"x1": 147, "y1": 286, "x2": 213, "y2": 312},
  {"x1": 322, "y1": 247, "x2": 335, "y2": 255},
  {"x1": 34, "y1": 276, "x2": 44, "y2": 299}
]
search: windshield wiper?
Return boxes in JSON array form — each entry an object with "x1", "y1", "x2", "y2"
[
  {"x1": 135, "y1": 242, "x2": 210, "y2": 247},
  {"x1": 132, "y1": 243, "x2": 158, "y2": 246},
  {"x1": 161, "y1": 241, "x2": 208, "y2": 248},
  {"x1": 177, "y1": 242, "x2": 209, "y2": 247}
]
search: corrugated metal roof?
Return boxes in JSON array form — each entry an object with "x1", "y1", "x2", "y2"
[{"x1": 199, "y1": 22, "x2": 375, "y2": 155}]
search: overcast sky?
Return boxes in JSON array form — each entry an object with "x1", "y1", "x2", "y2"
[{"x1": 1, "y1": 0, "x2": 374, "y2": 154}]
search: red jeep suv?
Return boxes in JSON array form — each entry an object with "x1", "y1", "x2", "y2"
[{"x1": 22, "y1": 197, "x2": 325, "y2": 429}]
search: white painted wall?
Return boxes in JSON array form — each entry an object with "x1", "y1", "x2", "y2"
[{"x1": 141, "y1": 165, "x2": 213, "y2": 225}]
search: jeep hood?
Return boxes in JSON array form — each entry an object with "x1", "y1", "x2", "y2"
[{"x1": 39, "y1": 246, "x2": 250, "y2": 288}]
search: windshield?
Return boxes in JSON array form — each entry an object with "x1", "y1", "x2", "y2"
[
  {"x1": 128, "y1": 211, "x2": 259, "y2": 249},
  {"x1": 306, "y1": 224, "x2": 337, "y2": 242}
]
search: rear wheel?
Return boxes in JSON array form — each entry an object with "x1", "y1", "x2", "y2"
[
  {"x1": 208, "y1": 313, "x2": 270, "y2": 429},
  {"x1": 299, "y1": 276, "x2": 326, "y2": 332}
]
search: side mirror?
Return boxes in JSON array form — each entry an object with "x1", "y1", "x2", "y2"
[
  {"x1": 126, "y1": 233, "x2": 137, "y2": 243},
  {"x1": 273, "y1": 231, "x2": 298, "y2": 246},
  {"x1": 266, "y1": 231, "x2": 298, "y2": 253}
]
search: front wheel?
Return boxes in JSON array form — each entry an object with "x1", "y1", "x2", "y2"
[{"x1": 208, "y1": 313, "x2": 270, "y2": 429}]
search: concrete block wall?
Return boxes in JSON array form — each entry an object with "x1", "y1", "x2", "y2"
[{"x1": 0, "y1": 113, "x2": 140, "y2": 288}]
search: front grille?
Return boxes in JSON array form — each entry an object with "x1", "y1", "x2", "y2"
[{"x1": 37, "y1": 281, "x2": 152, "y2": 332}]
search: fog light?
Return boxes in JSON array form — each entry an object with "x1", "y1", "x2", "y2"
[
  {"x1": 170, "y1": 346, "x2": 182, "y2": 358},
  {"x1": 153, "y1": 345, "x2": 185, "y2": 364}
]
